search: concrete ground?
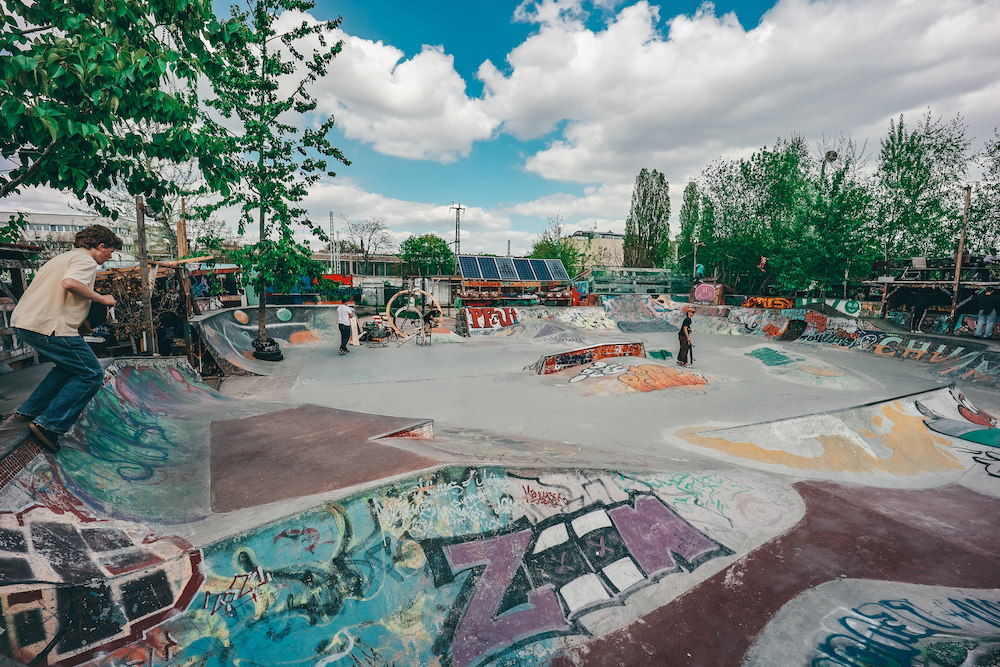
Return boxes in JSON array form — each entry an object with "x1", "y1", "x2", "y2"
[{"x1": 2, "y1": 305, "x2": 1000, "y2": 667}]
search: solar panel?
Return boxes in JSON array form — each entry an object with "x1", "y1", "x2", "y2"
[
  {"x1": 546, "y1": 259, "x2": 570, "y2": 281},
  {"x1": 513, "y1": 259, "x2": 536, "y2": 280},
  {"x1": 459, "y1": 256, "x2": 481, "y2": 279},
  {"x1": 478, "y1": 256, "x2": 501, "y2": 280},
  {"x1": 529, "y1": 259, "x2": 553, "y2": 281},
  {"x1": 496, "y1": 257, "x2": 518, "y2": 281}
]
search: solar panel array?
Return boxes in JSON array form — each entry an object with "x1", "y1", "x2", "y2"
[
  {"x1": 459, "y1": 256, "x2": 481, "y2": 279},
  {"x1": 513, "y1": 259, "x2": 535, "y2": 280},
  {"x1": 458, "y1": 255, "x2": 571, "y2": 282},
  {"x1": 546, "y1": 259, "x2": 571, "y2": 281},
  {"x1": 478, "y1": 256, "x2": 501, "y2": 280},
  {"x1": 529, "y1": 259, "x2": 552, "y2": 281},
  {"x1": 496, "y1": 257, "x2": 518, "y2": 281}
]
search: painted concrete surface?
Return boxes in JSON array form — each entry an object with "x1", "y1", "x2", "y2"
[{"x1": 2, "y1": 296, "x2": 1000, "y2": 666}]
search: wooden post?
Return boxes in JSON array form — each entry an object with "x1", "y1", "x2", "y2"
[
  {"x1": 949, "y1": 185, "x2": 972, "y2": 332},
  {"x1": 178, "y1": 197, "x2": 189, "y2": 259},
  {"x1": 135, "y1": 195, "x2": 156, "y2": 354}
]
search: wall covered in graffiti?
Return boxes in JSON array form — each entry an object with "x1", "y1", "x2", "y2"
[
  {"x1": 26, "y1": 466, "x2": 798, "y2": 667},
  {"x1": 745, "y1": 580, "x2": 1000, "y2": 667},
  {"x1": 527, "y1": 342, "x2": 647, "y2": 375},
  {"x1": 648, "y1": 297, "x2": 1000, "y2": 388},
  {"x1": 602, "y1": 296, "x2": 678, "y2": 333}
]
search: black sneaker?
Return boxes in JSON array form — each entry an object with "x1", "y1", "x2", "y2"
[{"x1": 29, "y1": 423, "x2": 61, "y2": 453}]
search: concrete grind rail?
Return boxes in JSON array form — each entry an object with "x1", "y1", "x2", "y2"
[{"x1": 0, "y1": 295, "x2": 998, "y2": 667}]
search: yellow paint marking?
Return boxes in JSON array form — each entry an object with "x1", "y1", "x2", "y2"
[{"x1": 677, "y1": 402, "x2": 963, "y2": 476}]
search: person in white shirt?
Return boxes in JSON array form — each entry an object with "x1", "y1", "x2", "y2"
[
  {"x1": 337, "y1": 303, "x2": 355, "y2": 355},
  {"x1": 9, "y1": 225, "x2": 122, "y2": 452}
]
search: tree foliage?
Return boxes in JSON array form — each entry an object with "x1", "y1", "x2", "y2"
[
  {"x1": 201, "y1": 0, "x2": 349, "y2": 339},
  {"x1": 874, "y1": 111, "x2": 971, "y2": 259},
  {"x1": 399, "y1": 234, "x2": 455, "y2": 276},
  {"x1": 0, "y1": 0, "x2": 240, "y2": 212},
  {"x1": 623, "y1": 168, "x2": 670, "y2": 268},
  {"x1": 969, "y1": 128, "x2": 1000, "y2": 254},
  {"x1": 529, "y1": 215, "x2": 581, "y2": 277}
]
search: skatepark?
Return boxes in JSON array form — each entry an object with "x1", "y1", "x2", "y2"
[{"x1": 2, "y1": 295, "x2": 1000, "y2": 667}]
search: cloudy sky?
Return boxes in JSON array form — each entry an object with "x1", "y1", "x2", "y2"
[{"x1": 7, "y1": 0, "x2": 1000, "y2": 255}]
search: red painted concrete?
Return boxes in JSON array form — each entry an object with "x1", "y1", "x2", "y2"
[
  {"x1": 568, "y1": 481, "x2": 1000, "y2": 666},
  {"x1": 210, "y1": 404, "x2": 440, "y2": 512}
]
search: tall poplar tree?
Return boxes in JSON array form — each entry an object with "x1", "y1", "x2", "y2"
[
  {"x1": 677, "y1": 181, "x2": 700, "y2": 270},
  {"x1": 623, "y1": 168, "x2": 670, "y2": 268},
  {"x1": 202, "y1": 0, "x2": 350, "y2": 352}
]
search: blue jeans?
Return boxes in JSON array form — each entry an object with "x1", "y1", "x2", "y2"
[
  {"x1": 15, "y1": 328, "x2": 105, "y2": 434},
  {"x1": 976, "y1": 309, "x2": 997, "y2": 338}
]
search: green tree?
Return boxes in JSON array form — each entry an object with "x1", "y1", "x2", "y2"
[
  {"x1": 399, "y1": 234, "x2": 455, "y2": 276},
  {"x1": 529, "y1": 215, "x2": 581, "y2": 276},
  {"x1": 874, "y1": 111, "x2": 972, "y2": 260},
  {"x1": 969, "y1": 128, "x2": 1000, "y2": 254},
  {"x1": 677, "y1": 181, "x2": 700, "y2": 272},
  {"x1": 623, "y1": 168, "x2": 670, "y2": 268},
  {"x1": 201, "y1": 0, "x2": 350, "y2": 344},
  {"x1": 0, "y1": 0, "x2": 240, "y2": 218}
]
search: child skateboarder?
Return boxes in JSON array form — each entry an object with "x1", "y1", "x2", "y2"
[{"x1": 9, "y1": 225, "x2": 122, "y2": 452}]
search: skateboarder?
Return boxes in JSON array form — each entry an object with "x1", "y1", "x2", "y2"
[
  {"x1": 338, "y1": 302, "x2": 355, "y2": 355},
  {"x1": 9, "y1": 225, "x2": 122, "y2": 452},
  {"x1": 677, "y1": 308, "x2": 693, "y2": 367}
]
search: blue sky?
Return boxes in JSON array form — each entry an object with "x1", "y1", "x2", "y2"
[{"x1": 7, "y1": 0, "x2": 1000, "y2": 255}]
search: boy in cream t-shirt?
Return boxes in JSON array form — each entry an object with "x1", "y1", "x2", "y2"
[{"x1": 9, "y1": 225, "x2": 122, "y2": 452}]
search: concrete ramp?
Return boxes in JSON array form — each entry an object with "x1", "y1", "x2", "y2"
[
  {"x1": 675, "y1": 385, "x2": 1000, "y2": 487},
  {"x1": 527, "y1": 342, "x2": 647, "y2": 374}
]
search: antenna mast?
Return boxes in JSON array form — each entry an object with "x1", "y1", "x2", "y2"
[{"x1": 450, "y1": 202, "x2": 466, "y2": 260}]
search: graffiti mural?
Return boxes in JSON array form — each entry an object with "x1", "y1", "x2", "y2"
[
  {"x1": 744, "y1": 580, "x2": 1000, "y2": 667},
  {"x1": 742, "y1": 297, "x2": 795, "y2": 310},
  {"x1": 466, "y1": 307, "x2": 519, "y2": 330},
  {"x1": 673, "y1": 387, "x2": 987, "y2": 485},
  {"x1": 528, "y1": 342, "x2": 646, "y2": 375},
  {"x1": 51, "y1": 467, "x2": 801, "y2": 667},
  {"x1": 554, "y1": 362, "x2": 708, "y2": 396},
  {"x1": 603, "y1": 296, "x2": 678, "y2": 333},
  {"x1": 0, "y1": 465, "x2": 201, "y2": 667},
  {"x1": 743, "y1": 345, "x2": 859, "y2": 389}
]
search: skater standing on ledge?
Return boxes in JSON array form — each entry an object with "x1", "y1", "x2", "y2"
[
  {"x1": 677, "y1": 308, "x2": 693, "y2": 367},
  {"x1": 338, "y1": 302, "x2": 355, "y2": 355},
  {"x1": 9, "y1": 225, "x2": 122, "y2": 452}
]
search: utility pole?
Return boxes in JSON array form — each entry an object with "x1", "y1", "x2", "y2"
[
  {"x1": 135, "y1": 195, "x2": 155, "y2": 354},
  {"x1": 450, "y1": 202, "x2": 465, "y2": 262},
  {"x1": 330, "y1": 211, "x2": 340, "y2": 273},
  {"x1": 177, "y1": 198, "x2": 189, "y2": 258},
  {"x1": 949, "y1": 185, "x2": 973, "y2": 331}
]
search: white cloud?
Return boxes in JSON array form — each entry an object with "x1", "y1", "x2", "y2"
[
  {"x1": 313, "y1": 34, "x2": 500, "y2": 162},
  {"x1": 483, "y1": 0, "x2": 1000, "y2": 187}
]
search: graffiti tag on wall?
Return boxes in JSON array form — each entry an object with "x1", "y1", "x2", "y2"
[
  {"x1": 466, "y1": 307, "x2": 519, "y2": 330},
  {"x1": 420, "y1": 493, "x2": 733, "y2": 667}
]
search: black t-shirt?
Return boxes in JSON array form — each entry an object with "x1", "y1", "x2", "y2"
[{"x1": 681, "y1": 316, "x2": 692, "y2": 338}]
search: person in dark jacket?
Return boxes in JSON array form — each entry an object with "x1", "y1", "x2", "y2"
[{"x1": 976, "y1": 288, "x2": 998, "y2": 339}]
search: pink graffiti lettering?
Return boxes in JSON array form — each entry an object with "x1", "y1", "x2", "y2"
[
  {"x1": 608, "y1": 496, "x2": 720, "y2": 576},
  {"x1": 522, "y1": 485, "x2": 569, "y2": 507},
  {"x1": 442, "y1": 529, "x2": 570, "y2": 667}
]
